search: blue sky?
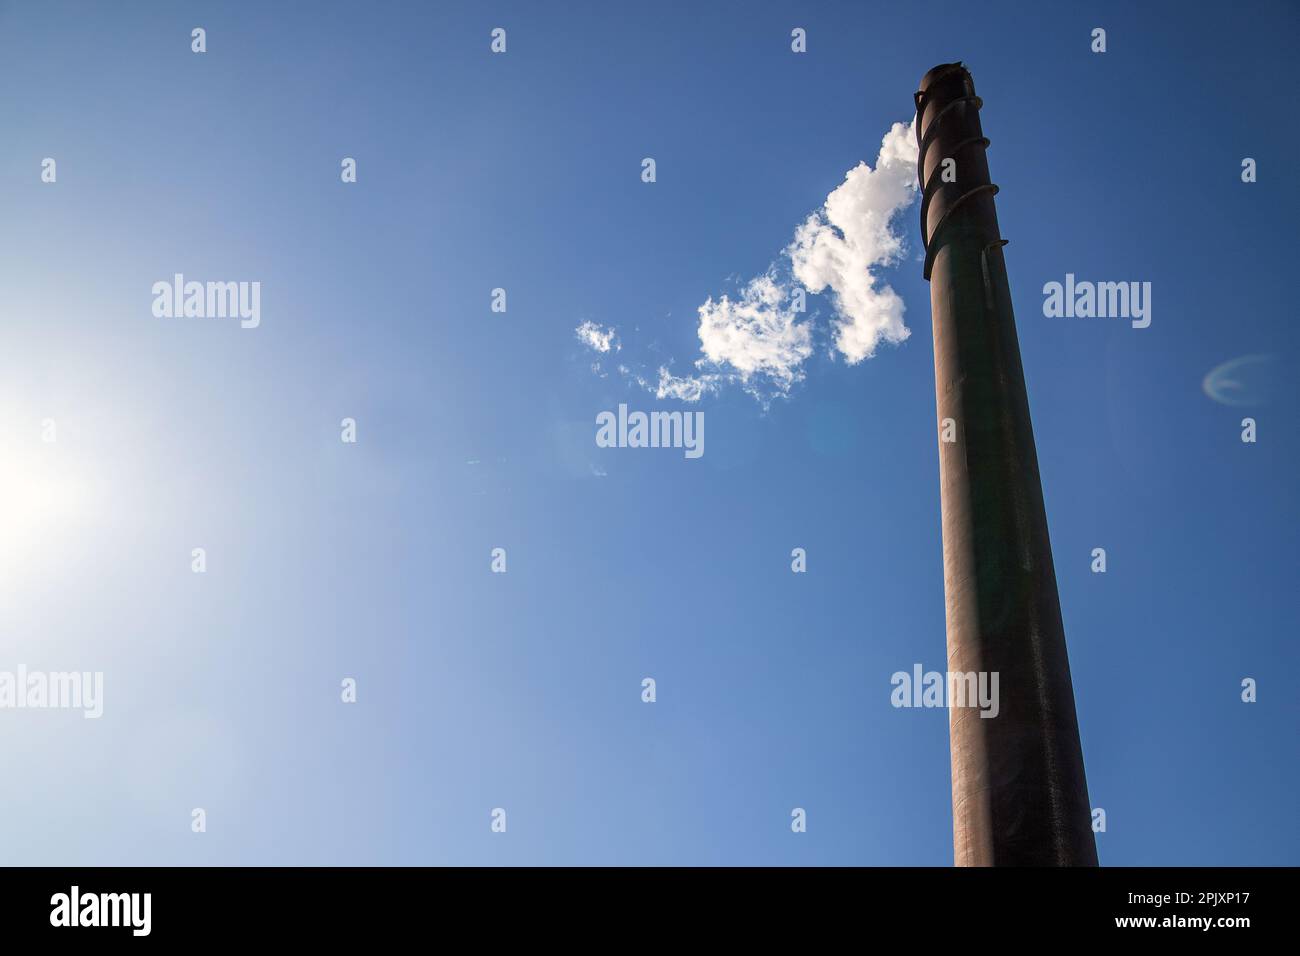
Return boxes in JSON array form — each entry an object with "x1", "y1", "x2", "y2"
[{"x1": 0, "y1": 0, "x2": 1296, "y2": 865}]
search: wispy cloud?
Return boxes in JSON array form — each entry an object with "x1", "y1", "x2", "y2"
[
  {"x1": 575, "y1": 320, "x2": 620, "y2": 354},
  {"x1": 654, "y1": 367, "x2": 726, "y2": 402},
  {"x1": 575, "y1": 119, "x2": 919, "y2": 404}
]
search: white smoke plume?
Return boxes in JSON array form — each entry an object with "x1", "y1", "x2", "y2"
[
  {"x1": 788, "y1": 120, "x2": 918, "y2": 364},
  {"x1": 576, "y1": 120, "x2": 919, "y2": 403},
  {"x1": 693, "y1": 271, "x2": 813, "y2": 400}
]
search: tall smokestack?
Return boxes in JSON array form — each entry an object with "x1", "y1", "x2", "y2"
[{"x1": 914, "y1": 63, "x2": 1098, "y2": 866}]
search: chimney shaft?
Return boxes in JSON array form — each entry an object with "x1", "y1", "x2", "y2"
[{"x1": 915, "y1": 63, "x2": 1098, "y2": 866}]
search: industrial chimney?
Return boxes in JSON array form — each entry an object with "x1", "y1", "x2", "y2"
[{"x1": 914, "y1": 62, "x2": 1099, "y2": 866}]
